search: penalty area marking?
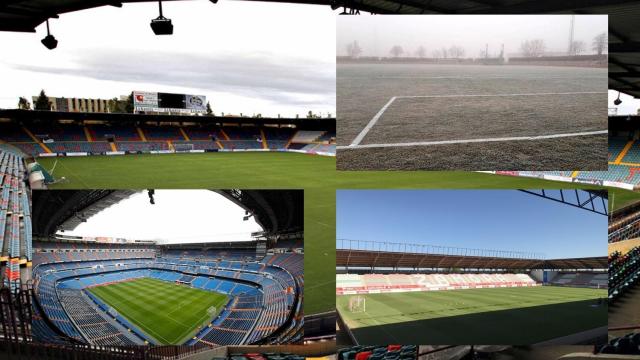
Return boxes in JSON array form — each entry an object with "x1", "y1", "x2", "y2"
[{"x1": 347, "y1": 91, "x2": 607, "y2": 147}]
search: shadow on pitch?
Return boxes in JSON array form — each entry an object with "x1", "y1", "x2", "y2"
[{"x1": 347, "y1": 299, "x2": 607, "y2": 345}]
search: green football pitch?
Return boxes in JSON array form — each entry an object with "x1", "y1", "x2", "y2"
[
  {"x1": 337, "y1": 286, "x2": 607, "y2": 345},
  {"x1": 37, "y1": 152, "x2": 640, "y2": 316},
  {"x1": 88, "y1": 277, "x2": 228, "y2": 345}
]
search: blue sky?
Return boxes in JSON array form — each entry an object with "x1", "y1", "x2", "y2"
[{"x1": 336, "y1": 190, "x2": 606, "y2": 259}]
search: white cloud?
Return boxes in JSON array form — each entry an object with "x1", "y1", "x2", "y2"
[
  {"x1": 0, "y1": 1, "x2": 336, "y2": 117},
  {"x1": 60, "y1": 190, "x2": 262, "y2": 244}
]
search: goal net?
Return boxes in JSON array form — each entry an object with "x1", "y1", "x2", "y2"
[
  {"x1": 207, "y1": 306, "x2": 217, "y2": 316},
  {"x1": 174, "y1": 143, "x2": 194, "y2": 152},
  {"x1": 348, "y1": 296, "x2": 366, "y2": 313}
]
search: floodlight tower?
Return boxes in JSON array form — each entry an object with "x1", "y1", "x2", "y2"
[{"x1": 568, "y1": 15, "x2": 575, "y2": 54}]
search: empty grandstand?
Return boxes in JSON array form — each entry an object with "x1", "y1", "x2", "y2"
[
  {"x1": 30, "y1": 190, "x2": 304, "y2": 347},
  {"x1": 336, "y1": 190, "x2": 608, "y2": 345},
  {"x1": 608, "y1": 201, "x2": 640, "y2": 354},
  {"x1": 0, "y1": 109, "x2": 335, "y2": 159},
  {"x1": 491, "y1": 116, "x2": 640, "y2": 190},
  {"x1": 0, "y1": 144, "x2": 31, "y2": 292},
  {"x1": 336, "y1": 240, "x2": 607, "y2": 345}
]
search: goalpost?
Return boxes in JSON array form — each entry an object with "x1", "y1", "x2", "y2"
[
  {"x1": 174, "y1": 143, "x2": 194, "y2": 152},
  {"x1": 348, "y1": 295, "x2": 366, "y2": 313}
]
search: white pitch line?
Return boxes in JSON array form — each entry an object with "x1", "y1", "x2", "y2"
[
  {"x1": 350, "y1": 96, "x2": 397, "y2": 146},
  {"x1": 347, "y1": 91, "x2": 605, "y2": 146},
  {"x1": 397, "y1": 91, "x2": 605, "y2": 99},
  {"x1": 338, "y1": 130, "x2": 608, "y2": 150}
]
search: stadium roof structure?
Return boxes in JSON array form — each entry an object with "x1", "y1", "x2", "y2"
[
  {"x1": 2, "y1": 0, "x2": 634, "y2": 97},
  {"x1": 336, "y1": 249, "x2": 607, "y2": 270},
  {"x1": 0, "y1": 109, "x2": 334, "y2": 129},
  {"x1": 32, "y1": 189, "x2": 303, "y2": 237}
]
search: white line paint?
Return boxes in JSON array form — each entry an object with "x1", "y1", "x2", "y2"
[
  {"x1": 347, "y1": 91, "x2": 606, "y2": 146},
  {"x1": 398, "y1": 91, "x2": 605, "y2": 99},
  {"x1": 349, "y1": 96, "x2": 397, "y2": 146},
  {"x1": 339, "y1": 130, "x2": 608, "y2": 150}
]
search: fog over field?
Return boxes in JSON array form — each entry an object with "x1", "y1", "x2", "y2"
[{"x1": 338, "y1": 15, "x2": 607, "y2": 58}]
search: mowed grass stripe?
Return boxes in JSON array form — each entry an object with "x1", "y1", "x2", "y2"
[
  {"x1": 89, "y1": 277, "x2": 228, "y2": 344},
  {"x1": 338, "y1": 286, "x2": 606, "y2": 327},
  {"x1": 338, "y1": 286, "x2": 607, "y2": 344}
]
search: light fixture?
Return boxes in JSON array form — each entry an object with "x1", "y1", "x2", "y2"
[
  {"x1": 41, "y1": 19, "x2": 58, "y2": 50},
  {"x1": 150, "y1": 0, "x2": 173, "y2": 35},
  {"x1": 614, "y1": 91, "x2": 623, "y2": 106}
]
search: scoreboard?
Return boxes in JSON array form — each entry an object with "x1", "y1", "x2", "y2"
[{"x1": 133, "y1": 91, "x2": 207, "y2": 114}]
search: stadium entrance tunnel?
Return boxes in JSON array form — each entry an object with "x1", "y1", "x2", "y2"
[{"x1": 29, "y1": 189, "x2": 305, "y2": 347}]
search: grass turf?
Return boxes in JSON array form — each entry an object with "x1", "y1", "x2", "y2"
[
  {"x1": 337, "y1": 286, "x2": 607, "y2": 345},
  {"x1": 337, "y1": 64, "x2": 607, "y2": 170},
  {"x1": 88, "y1": 277, "x2": 228, "y2": 345},
  {"x1": 37, "y1": 152, "x2": 640, "y2": 315}
]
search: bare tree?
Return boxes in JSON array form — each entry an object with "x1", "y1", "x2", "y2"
[
  {"x1": 415, "y1": 45, "x2": 427, "y2": 58},
  {"x1": 390, "y1": 45, "x2": 404, "y2": 58},
  {"x1": 441, "y1": 47, "x2": 448, "y2": 59},
  {"x1": 570, "y1": 40, "x2": 586, "y2": 55},
  {"x1": 592, "y1": 32, "x2": 608, "y2": 55},
  {"x1": 520, "y1": 39, "x2": 546, "y2": 57},
  {"x1": 448, "y1": 45, "x2": 465, "y2": 59},
  {"x1": 346, "y1": 40, "x2": 363, "y2": 59},
  {"x1": 432, "y1": 49, "x2": 442, "y2": 59}
]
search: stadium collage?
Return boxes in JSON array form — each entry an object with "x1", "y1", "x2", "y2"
[{"x1": 0, "y1": 1, "x2": 639, "y2": 360}]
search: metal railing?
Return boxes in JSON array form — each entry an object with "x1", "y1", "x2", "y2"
[{"x1": 337, "y1": 239, "x2": 545, "y2": 260}]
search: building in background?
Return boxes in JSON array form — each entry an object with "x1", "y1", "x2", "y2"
[{"x1": 31, "y1": 96, "x2": 111, "y2": 113}]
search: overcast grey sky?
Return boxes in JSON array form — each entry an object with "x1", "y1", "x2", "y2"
[
  {"x1": 337, "y1": 15, "x2": 607, "y2": 58},
  {"x1": 610, "y1": 90, "x2": 640, "y2": 115},
  {"x1": 61, "y1": 190, "x2": 262, "y2": 244},
  {"x1": 0, "y1": 1, "x2": 335, "y2": 117}
]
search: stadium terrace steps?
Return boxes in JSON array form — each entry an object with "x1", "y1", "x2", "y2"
[
  {"x1": 549, "y1": 272, "x2": 608, "y2": 288},
  {"x1": 0, "y1": 145, "x2": 31, "y2": 292},
  {"x1": 1, "y1": 123, "x2": 335, "y2": 155},
  {"x1": 58, "y1": 288, "x2": 143, "y2": 346},
  {"x1": 88, "y1": 124, "x2": 141, "y2": 141},
  {"x1": 610, "y1": 211, "x2": 640, "y2": 243},
  {"x1": 609, "y1": 247, "x2": 640, "y2": 304},
  {"x1": 32, "y1": 241, "x2": 303, "y2": 346},
  {"x1": 336, "y1": 273, "x2": 538, "y2": 295},
  {"x1": 290, "y1": 131, "x2": 325, "y2": 144}
]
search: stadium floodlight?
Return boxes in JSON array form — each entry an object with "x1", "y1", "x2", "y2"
[
  {"x1": 150, "y1": 0, "x2": 173, "y2": 35},
  {"x1": 614, "y1": 91, "x2": 623, "y2": 106},
  {"x1": 41, "y1": 20, "x2": 58, "y2": 50}
]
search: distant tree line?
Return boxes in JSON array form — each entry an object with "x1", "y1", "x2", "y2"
[{"x1": 346, "y1": 32, "x2": 608, "y2": 59}]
